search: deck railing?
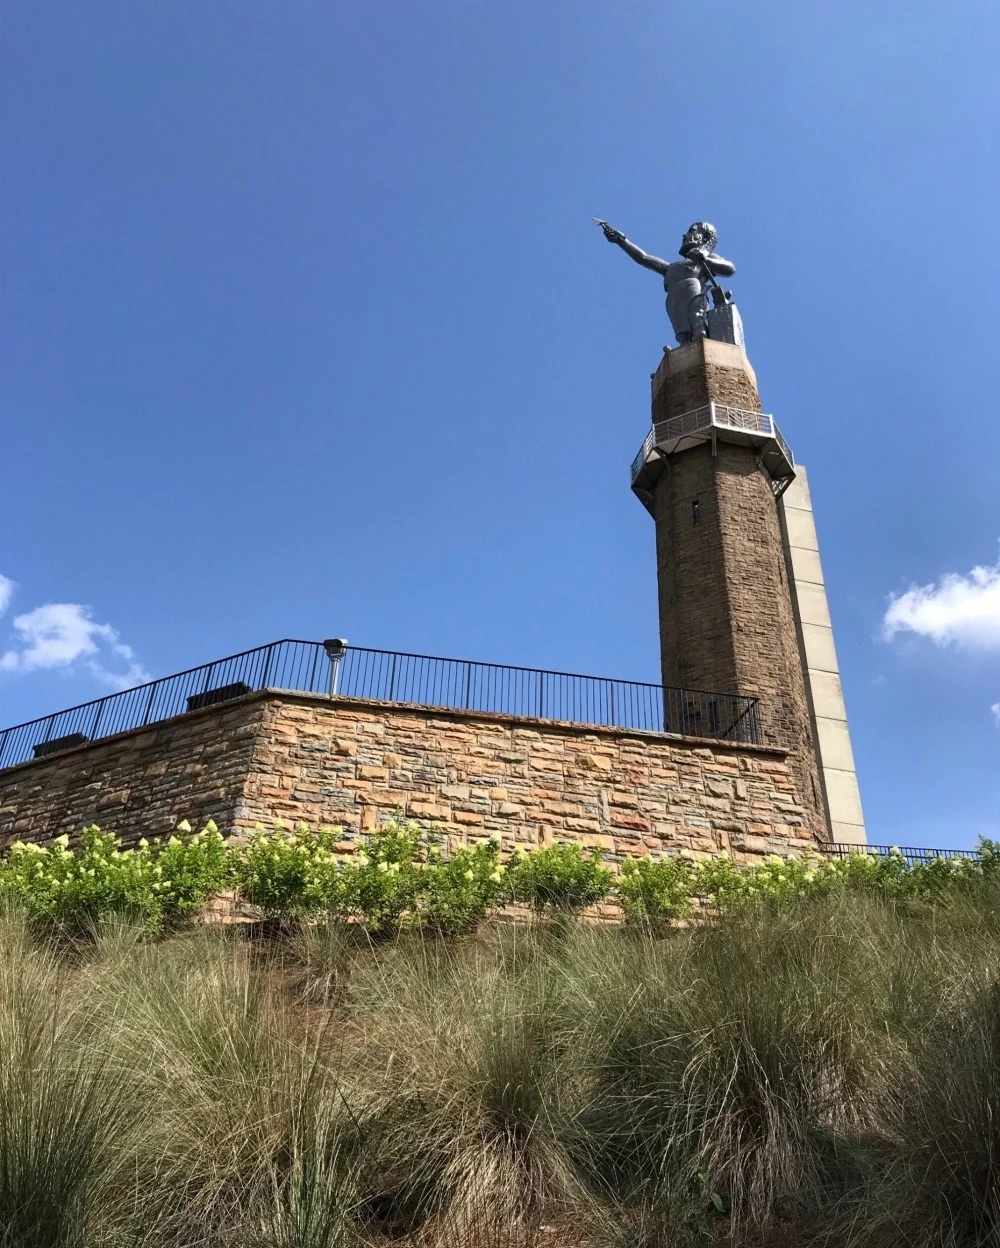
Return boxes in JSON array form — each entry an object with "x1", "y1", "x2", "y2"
[
  {"x1": 821, "y1": 843, "x2": 980, "y2": 867},
  {"x1": 0, "y1": 640, "x2": 762, "y2": 770}
]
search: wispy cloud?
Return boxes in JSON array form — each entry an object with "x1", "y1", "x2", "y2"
[
  {"x1": 993, "y1": 703, "x2": 1000, "y2": 727},
  {"x1": 0, "y1": 580, "x2": 150, "y2": 691},
  {"x1": 883, "y1": 558, "x2": 1000, "y2": 650}
]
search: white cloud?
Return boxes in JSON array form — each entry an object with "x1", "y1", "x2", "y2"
[
  {"x1": 0, "y1": 574, "x2": 15, "y2": 615},
  {"x1": 883, "y1": 559, "x2": 1000, "y2": 650},
  {"x1": 993, "y1": 703, "x2": 1000, "y2": 726},
  {"x1": 0, "y1": 582, "x2": 150, "y2": 691}
]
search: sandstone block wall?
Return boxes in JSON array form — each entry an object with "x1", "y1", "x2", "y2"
[
  {"x1": 0, "y1": 698, "x2": 268, "y2": 847},
  {"x1": 0, "y1": 690, "x2": 818, "y2": 861}
]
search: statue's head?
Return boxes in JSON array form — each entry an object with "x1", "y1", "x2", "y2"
[{"x1": 680, "y1": 221, "x2": 717, "y2": 255}]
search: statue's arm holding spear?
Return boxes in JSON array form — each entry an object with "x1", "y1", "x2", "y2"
[
  {"x1": 594, "y1": 219, "x2": 672, "y2": 276},
  {"x1": 595, "y1": 218, "x2": 736, "y2": 281}
]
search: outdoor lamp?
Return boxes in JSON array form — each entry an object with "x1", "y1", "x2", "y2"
[{"x1": 323, "y1": 638, "x2": 349, "y2": 697}]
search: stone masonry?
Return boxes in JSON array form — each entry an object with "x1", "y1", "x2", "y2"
[
  {"x1": 647, "y1": 339, "x2": 828, "y2": 836},
  {"x1": 0, "y1": 689, "x2": 816, "y2": 862},
  {"x1": 0, "y1": 697, "x2": 268, "y2": 848}
]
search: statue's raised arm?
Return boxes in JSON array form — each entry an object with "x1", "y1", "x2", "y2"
[
  {"x1": 594, "y1": 219, "x2": 670, "y2": 275},
  {"x1": 595, "y1": 217, "x2": 740, "y2": 346}
]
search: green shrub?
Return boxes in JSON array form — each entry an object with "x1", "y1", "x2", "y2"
[
  {"x1": 2, "y1": 818, "x2": 992, "y2": 945},
  {"x1": 233, "y1": 823, "x2": 345, "y2": 918},
  {"x1": 686, "y1": 850, "x2": 984, "y2": 914},
  {"x1": 419, "y1": 839, "x2": 507, "y2": 935},
  {"x1": 0, "y1": 822, "x2": 231, "y2": 932},
  {"x1": 902, "y1": 852, "x2": 983, "y2": 901},
  {"x1": 693, "y1": 853, "x2": 838, "y2": 909},
  {"x1": 153, "y1": 819, "x2": 232, "y2": 921},
  {"x1": 339, "y1": 821, "x2": 423, "y2": 935},
  {"x1": 618, "y1": 854, "x2": 695, "y2": 926},
  {"x1": 508, "y1": 841, "x2": 613, "y2": 910}
]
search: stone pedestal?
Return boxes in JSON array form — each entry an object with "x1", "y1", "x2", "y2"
[{"x1": 633, "y1": 339, "x2": 829, "y2": 838}]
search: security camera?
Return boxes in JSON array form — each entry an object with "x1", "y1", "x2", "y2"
[{"x1": 322, "y1": 638, "x2": 349, "y2": 660}]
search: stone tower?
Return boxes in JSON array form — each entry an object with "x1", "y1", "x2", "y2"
[{"x1": 630, "y1": 337, "x2": 830, "y2": 837}]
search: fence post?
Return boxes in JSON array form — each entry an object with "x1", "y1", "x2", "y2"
[
  {"x1": 388, "y1": 653, "x2": 398, "y2": 702},
  {"x1": 90, "y1": 697, "x2": 107, "y2": 739},
  {"x1": 306, "y1": 647, "x2": 320, "y2": 694},
  {"x1": 141, "y1": 682, "x2": 158, "y2": 726},
  {"x1": 259, "y1": 642, "x2": 276, "y2": 691}
]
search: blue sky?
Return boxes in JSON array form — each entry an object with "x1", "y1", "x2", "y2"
[{"x1": 2, "y1": 1, "x2": 998, "y2": 848}]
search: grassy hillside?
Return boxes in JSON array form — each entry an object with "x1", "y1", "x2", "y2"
[{"x1": 5, "y1": 876, "x2": 1000, "y2": 1247}]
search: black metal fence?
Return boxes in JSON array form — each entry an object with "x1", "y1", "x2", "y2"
[
  {"x1": 821, "y1": 843, "x2": 980, "y2": 867},
  {"x1": 0, "y1": 640, "x2": 762, "y2": 771}
]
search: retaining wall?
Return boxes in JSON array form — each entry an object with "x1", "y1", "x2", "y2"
[{"x1": 0, "y1": 690, "x2": 819, "y2": 860}]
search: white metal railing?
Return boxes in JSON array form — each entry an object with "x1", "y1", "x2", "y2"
[
  {"x1": 631, "y1": 402, "x2": 794, "y2": 491},
  {"x1": 630, "y1": 428, "x2": 657, "y2": 482},
  {"x1": 653, "y1": 403, "x2": 778, "y2": 445},
  {"x1": 712, "y1": 404, "x2": 774, "y2": 437}
]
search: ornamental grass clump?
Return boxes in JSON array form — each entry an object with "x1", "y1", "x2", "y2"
[
  {"x1": 79, "y1": 922, "x2": 367, "y2": 1247},
  {"x1": 0, "y1": 909, "x2": 149, "y2": 1247},
  {"x1": 857, "y1": 975, "x2": 1000, "y2": 1248},
  {"x1": 564, "y1": 893, "x2": 913, "y2": 1244},
  {"x1": 6, "y1": 878, "x2": 1000, "y2": 1244},
  {"x1": 344, "y1": 923, "x2": 589, "y2": 1245}
]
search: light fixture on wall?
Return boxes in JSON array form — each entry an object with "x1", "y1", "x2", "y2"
[{"x1": 323, "y1": 638, "x2": 349, "y2": 697}]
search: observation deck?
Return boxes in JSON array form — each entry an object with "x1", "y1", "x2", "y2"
[{"x1": 630, "y1": 402, "x2": 795, "y2": 514}]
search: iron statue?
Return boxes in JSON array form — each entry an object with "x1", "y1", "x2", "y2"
[{"x1": 596, "y1": 220, "x2": 736, "y2": 345}]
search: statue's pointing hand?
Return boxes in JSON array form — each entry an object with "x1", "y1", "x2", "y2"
[{"x1": 598, "y1": 220, "x2": 625, "y2": 245}]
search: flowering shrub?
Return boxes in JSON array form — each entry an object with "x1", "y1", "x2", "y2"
[
  {"x1": 507, "y1": 841, "x2": 613, "y2": 910},
  {"x1": 0, "y1": 821, "x2": 230, "y2": 931},
  {"x1": 236, "y1": 821, "x2": 505, "y2": 935},
  {"x1": 694, "y1": 853, "x2": 837, "y2": 908},
  {"x1": 0, "y1": 819, "x2": 991, "y2": 939},
  {"x1": 233, "y1": 823, "x2": 344, "y2": 918},
  {"x1": 689, "y1": 848, "x2": 987, "y2": 911},
  {"x1": 618, "y1": 854, "x2": 696, "y2": 926},
  {"x1": 153, "y1": 819, "x2": 232, "y2": 919},
  {"x1": 896, "y1": 851, "x2": 982, "y2": 900},
  {"x1": 418, "y1": 840, "x2": 506, "y2": 935},
  {"x1": 339, "y1": 822, "x2": 423, "y2": 935},
  {"x1": 620, "y1": 848, "x2": 989, "y2": 923}
]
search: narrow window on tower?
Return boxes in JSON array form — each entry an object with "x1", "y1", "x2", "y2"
[{"x1": 692, "y1": 499, "x2": 701, "y2": 525}]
